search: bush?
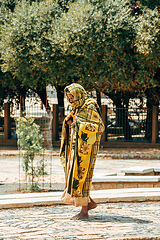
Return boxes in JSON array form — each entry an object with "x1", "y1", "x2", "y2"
[{"x1": 16, "y1": 115, "x2": 47, "y2": 190}]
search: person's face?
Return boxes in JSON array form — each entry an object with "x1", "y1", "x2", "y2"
[{"x1": 66, "y1": 92, "x2": 75, "y2": 103}]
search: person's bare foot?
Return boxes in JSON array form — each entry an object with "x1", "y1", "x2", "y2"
[
  {"x1": 88, "y1": 197, "x2": 97, "y2": 211},
  {"x1": 88, "y1": 201, "x2": 97, "y2": 211},
  {"x1": 70, "y1": 211, "x2": 89, "y2": 220}
]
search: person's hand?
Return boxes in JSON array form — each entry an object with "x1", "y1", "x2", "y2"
[{"x1": 67, "y1": 119, "x2": 73, "y2": 128}]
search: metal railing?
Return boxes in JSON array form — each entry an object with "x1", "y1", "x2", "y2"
[
  {"x1": 56, "y1": 106, "x2": 159, "y2": 143},
  {"x1": 0, "y1": 99, "x2": 160, "y2": 144},
  {"x1": 106, "y1": 107, "x2": 153, "y2": 142}
]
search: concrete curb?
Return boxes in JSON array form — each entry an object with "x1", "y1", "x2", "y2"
[
  {"x1": 98, "y1": 153, "x2": 160, "y2": 160},
  {"x1": 1, "y1": 188, "x2": 160, "y2": 209},
  {"x1": 1, "y1": 151, "x2": 160, "y2": 159}
]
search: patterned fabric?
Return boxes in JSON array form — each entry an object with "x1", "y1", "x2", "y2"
[
  {"x1": 60, "y1": 83, "x2": 104, "y2": 206},
  {"x1": 64, "y1": 83, "x2": 88, "y2": 109}
]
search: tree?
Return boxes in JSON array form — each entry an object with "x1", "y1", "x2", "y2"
[
  {"x1": 134, "y1": 5, "x2": 160, "y2": 140},
  {"x1": 0, "y1": 0, "x2": 16, "y2": 11},
  {"x1": 140, "y1": 0, "x2": 160, "y2": 11},
  {"x1": 49, "y1": 0, "x2": 138, "y2": 140},
  {"x1": 1, "y1": 0, "x2": 159, "y2": 141},
  {"x1": 53, "y1": 0, "x2": 159, "y2": 140},
  {"x1": 0, "y1": 0, "x2": 63, "y2": 109}
]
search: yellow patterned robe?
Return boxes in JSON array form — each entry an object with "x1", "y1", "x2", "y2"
[{"x1": 60, "y1": 83, "x2": 104, "y2": 206}]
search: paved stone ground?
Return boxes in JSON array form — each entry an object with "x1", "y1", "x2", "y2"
[
  {"x1": 1, "y1": 154, "x2": 160, "y2": 193},
  {"x1": 0, "y1": 147, "x2": 160, "y2": 239},
  {"x1": 0, "y1": 202, "x2": 160, "y2": 239}
]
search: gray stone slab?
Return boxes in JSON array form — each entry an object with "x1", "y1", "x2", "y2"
[
  {"x1": 92, "y1": 176, "x2": 160, "y2": 182},
  {"x1": 154, "y1": 167, "x2": 160, "y2": 172},
  {"x1": 121, "y1": 166, "x2": 154, "y2": 174}
]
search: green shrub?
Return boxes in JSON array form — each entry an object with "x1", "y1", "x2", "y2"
[{"x1": 16, "y1": 115, "x2": 47, "y2": 190}]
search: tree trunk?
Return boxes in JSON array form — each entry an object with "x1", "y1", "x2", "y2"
[
  {"x1": 36, "y1": 87, "x2": 50, "y2": 112},
  {"x1": 55, "y1": 85, "x2": 65, "y2": 139},
  {"x1": 96, "y1": 89, "x2": 101, "y2": 110},
  {"x1": 19, "y1": 95, "x2": 25, "y2": 117},
  {"x1": 145, "y1": 90, "x2": 159, "y2": 142},
  {"x1": 56, "y1": 85, "x2": 65, "y2": 109},
  {"x1": 17, "y1": 87, "x2": 27, "y2": 116}
]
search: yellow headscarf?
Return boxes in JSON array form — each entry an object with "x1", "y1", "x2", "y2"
[{"x1": 64, "y1": 83, "x2": 88, "y2": 109}]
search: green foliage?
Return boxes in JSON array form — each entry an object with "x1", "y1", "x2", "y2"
[
  {"x1": 16, "y1": 115, "x2": 46, "y2": 190},
  {"x1": 45, "y1": 0, "x2": 159, "y2": 99},
  {"x1": 0, "y1": 0, "x2": 62, "y2": 89},
  {"x1": 140, "y1": 0, "x2": 160, "y2": 11},
  {"x1": 48, "y1": 0, "x2": 137, "y2": 94},
  {"x1": 45, "y1": 0, "x2": 136, "y2": 93},
  {"x1": 133, "y1": 6, "x2": 160, "y2": 98},
  {"x1": 0, "y1": 0, "x2": 160, "y2": 106},
  {"x1": 135, "y1": 7, "x2": 159, "y2": 54},
  {"x1": 17, "y1": 115, "x2": 44, "y2": 153},
  {"x1": 0, "y1": 0, "x2": 16, "y2": 11}
]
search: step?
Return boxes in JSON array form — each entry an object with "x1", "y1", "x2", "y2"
[
  {"x1": 154, "y1": 167, "x2": 160, "y2": 175},
  {"x1": 121, "y1": 167, "x2": 154, "y2": 176},
  {"x1": 93, "y1": 176, "x2": 160, "y2": 182},
  {"x1": 121, "y1": 167, "x2": 160, "y2": 176},
  {"x1": 92, "y1": 176, "x2": 160, "y2": 190},
  {"x1": 1, "y1": 188, "x2": 160, "y2": 209}
]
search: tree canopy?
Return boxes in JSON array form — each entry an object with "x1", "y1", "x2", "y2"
[{"x1": 0, "y1": 0, "x2": 160, "y2": 107}]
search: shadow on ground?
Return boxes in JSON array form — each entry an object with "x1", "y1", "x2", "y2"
[{"x1": 87, "y1": 214, "x2": 152, "y2": 224}]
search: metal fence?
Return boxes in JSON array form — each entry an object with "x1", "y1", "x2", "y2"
[
  {"x1": 106, "y1": 107, "x2": 153, "y2": 142},
  {"x1": 0, "y1": 102, "x2": 160, "y2": 143},
  {"x1": 0, "y1": 94, "x2": 54, "y2": 191},
  {"x1": 56, "y1": 106, "x2": 160, "y2": 143}
]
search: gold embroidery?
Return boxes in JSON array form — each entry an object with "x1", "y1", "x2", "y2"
[
  {"x1": 85, "y1": 123, "x2": 96, "y2": 132},
  {"x1": 80, "y1": 142, "x2": 90, "y2": 155},
  {"x1": 78, "y1": 166, "x2": 85, "y2": 179},
  {"x1": 93, "y1": 113, "x2": 98, "y2": 119},
  {"x1": 72, "y1": 189, "x2": 81, "y2": 197}
]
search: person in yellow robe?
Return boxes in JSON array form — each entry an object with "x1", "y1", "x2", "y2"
[{"x1": 60, "y1": 83, "x2": 104, "y2": 220}]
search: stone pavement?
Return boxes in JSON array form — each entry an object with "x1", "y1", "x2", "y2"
[
  {"x1": 1, "y1": 148, "x2": 160, "y2": 194},
  {"x1": 0, "y1": 201, "x2": 160, "y2": 239},
  {"x1": 0, "y1": 147, "x2": 160, "y2": 239}
]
